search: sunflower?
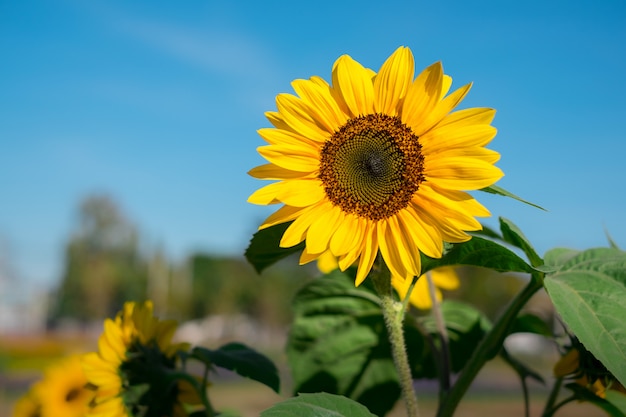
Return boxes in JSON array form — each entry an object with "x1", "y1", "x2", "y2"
[
  {"x1": 554, "y1": 344, "x2": 626, "y2": 399},
  {"x1": 248, "y1": 46, "x2": 502, "y2": 286},
  {"x1": 12, "y1": 354, "x2": 93, "y2": 417},
  {"x1": 82, "y1": 300, "x2": 195, "y2": 417},
  {"x1": 11, "y1": 390, "x2": 40, "y2": 417},
  {"x1": 392, "y1": 267, "x2": 460, "y2": 310}
]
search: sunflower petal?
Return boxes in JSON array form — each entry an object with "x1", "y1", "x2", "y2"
[
  {"x1": 374, "y1": 46, "x2": 414, "y2": 115},
  {"x1": 426, "y1": 157, "x2": 504, "y2": 190},
  {"x1": 332, "y1": 54, "x2": 375, "y2": 117},
  {"x1": 276, "y1": 94, "x2": 329, "y2": 142}
]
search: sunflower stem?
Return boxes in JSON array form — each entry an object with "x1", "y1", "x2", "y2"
[
  {"x1": 371, "y1": 256, "x2": 420, "y2": 417},
  {"x1": 426, "y1": 272, "x2": 452, "y2": 398},
  {"x1": 436, "y1": 272, "x2": 544, "y2": 417}
]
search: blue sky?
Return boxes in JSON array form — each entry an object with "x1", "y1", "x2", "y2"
[{"x1": 1, "y1": 0, "x2": 625, "y2": 291}]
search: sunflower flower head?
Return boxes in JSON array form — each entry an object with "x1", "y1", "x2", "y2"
[
  {"x1": 82, "y1": 300, "x2": 196, "y2": 417},
  {"x1": 249, "y1": 46, "x2": 503, "y2": 286},
  {"x1": 13, "y1": 354, "x2": 93, "y2": 417},
  {"x1": 554, "y1": 340, "x2": 626, "y2": 399}
]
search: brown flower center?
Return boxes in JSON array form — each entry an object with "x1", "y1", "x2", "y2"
[{"x1": 319, "y1": 113, "x2": 424, "y2": 221}]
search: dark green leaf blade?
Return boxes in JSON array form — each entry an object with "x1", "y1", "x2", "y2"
[
  {"x1": 192, "y1": 343, "x2": 280, "y2": 393},
  {"x1": 421, "y1": 236, "x2": 533, "y2": 275},
  {"x1": 260, "y1": 392, "x2": 377, "y2": 417},
  {"x1": 499, "y1": 217, "x2": 543, "y2": 267},
  {"x1": 245, "y1": 222, "x2": 304, "y2": 273}
]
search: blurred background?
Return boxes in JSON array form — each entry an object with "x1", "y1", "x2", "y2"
[{"x1": 1, "y1": 0, "x2": 625, "y2": 415}]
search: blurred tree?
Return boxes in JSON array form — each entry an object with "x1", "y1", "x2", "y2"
[{"x1": 49, "y1": 195, "x2": 148, "y2": 325}]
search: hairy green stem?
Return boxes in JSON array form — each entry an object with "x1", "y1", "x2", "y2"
[
  {"x1": 436, "y1": 273, "x2": 544, "y2": 417},
  {"x1": 426, "y1": 272, "x2": 452, "y2": 399},
  {"x1": 371, "y1": 258, "x2": 420, "y2": 417}
]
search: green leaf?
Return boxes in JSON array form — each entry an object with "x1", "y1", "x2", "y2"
[
  {"x1": 509, "y1": 313, "x2": 552, "y2": 337},
  {"x1": 544, "y1": 247, "x2": 626, "y2": 388},
  {"x1": 260, "y1": 392, "x2": 377, "y2": 417},
  {"x1": 563, "y1": 383, "x2": 626, "y2": 417},
  {"x1": 191, "y1": 343, "x2": 280, "y2": 393},
  {"x1": 245, "y1": 222, "x2": 304, "y2": 273},
  {"x1": 543, "y1": 247, "x2": 581, "y2": 268},
  {"x1": 287, "y1": 271, "x2": 425, "y2": 416},
  {"x1": 499, "y1": 217, "x2": 543, "y2": 267},
  {"x1": 421, "y1": 236, "x2": 533, "y2": 275},
  {"x1": 479, "y1": 184, "x2": 546, "y2": 210}
]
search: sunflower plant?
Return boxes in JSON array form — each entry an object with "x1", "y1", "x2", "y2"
[
  {"x1": 245, "y1": 47, "x2": 626, "y2": 417},
  {"x1": 11, "y1": 47, "x2": 626, "y2": 417}
]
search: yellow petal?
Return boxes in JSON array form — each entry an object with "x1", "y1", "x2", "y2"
[
  {"x1": 292, "y1": 78, "x2": 348, "y2": 132},
  {"x1": 265, "y1": 111, "x2": 291, "y2": 131},
  {"x1": 276, "y1": 93, "x2": 329, "y2": 142},
  {"x1": 306, "y1": 206, "x2": 344, "y2": 254},
  {"x1": 411, "y1": 82, "x2": 473, "y2": 136},
  {"x1": 354, "y1": 223, "x2": 378, "y2": 286},
  {"x1": 248, "y1": 179, "x2": 325, "y2": 207},
  {"x1": 316, "y1": 250, "x2": 339, "y2": 274},
  {"x1": 425, "y1": 157, "x2": 504, "y2": 190},
  {"x1": 248, "y1": 164, "x2": 314, "y2": 180},
  {"x1": 378, "y1": 220, "x2": 409, "y2": 279},
  {"x1": 401, "y1": 205, "x2": 443, "y2": 259},
  {"x1": 280, "y1": 203, "x2": 326, "y2": 247},
  {"x1": 331, "y1": 54, "x2": 375, "y2": 117},
  {"x1": 257, "y1": 144, "x2": 319, "y2": 172},
  {"x1": 258, "y1": 205, "x2": 307, "y2": 230},
  {"x1": 437, "y1": 107, "x2": 496, "y2": 128},
  {"x1": 330, "y1": 213, "x2": 362, "y2": 256},
  {"x1": 420, "y1": 124, "x2": 498, "y2": 154},
  {"x1": 427, "y1": 147, "x2": 501, "y2": 165},
  {"x1": 430, "y1": 267, "x2": 460, "y2": 290},
  {"x1": 257, "y1": 127, "x2": 319, "y2": 148},
  {"x1": 374, "y1": 46, "x2": 414, "y2": 115},
  {"x1": 401, "y1": 62, "x2": 443, "y2": 133}
]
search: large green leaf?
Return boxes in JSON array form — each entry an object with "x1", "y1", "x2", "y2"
[
  {"x1": 287, "y1": 271, "x2": 425, "y2": 416},
  {"x1": 260, "y1": 392, "x2": 377, "y2": 417},
  {"x1": 544, "y1": 247, "x2": 626, "y2": 388},
  {"x1": 245, "y1": 222, "x2": 303, "y2": 273},
  {"x1": 191, "y1": 343, "x2": 280, "y2": 393},
  {"x1": 421, "y1": 236, "x2": 533, "y2": 275}
]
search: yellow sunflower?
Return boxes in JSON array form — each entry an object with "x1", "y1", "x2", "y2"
[
  {"x1": 554, "y1": 347, "x2": 626, "y2": 399},
  {"x1": 248, "y1": 46, "x2": 502, "y2": 286},
  {"x1": 12, "y1": 390, "x2": 40, "y2": 417},
  {"x1": 12, "y1": 354, "x2": 93, "y2": 417},
  {"x1": 392, "y1": 267, "x2": 460, "y2": 310},
  {"x1": 82, "y1": 300, "x2": 194, "y2": 417}
]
